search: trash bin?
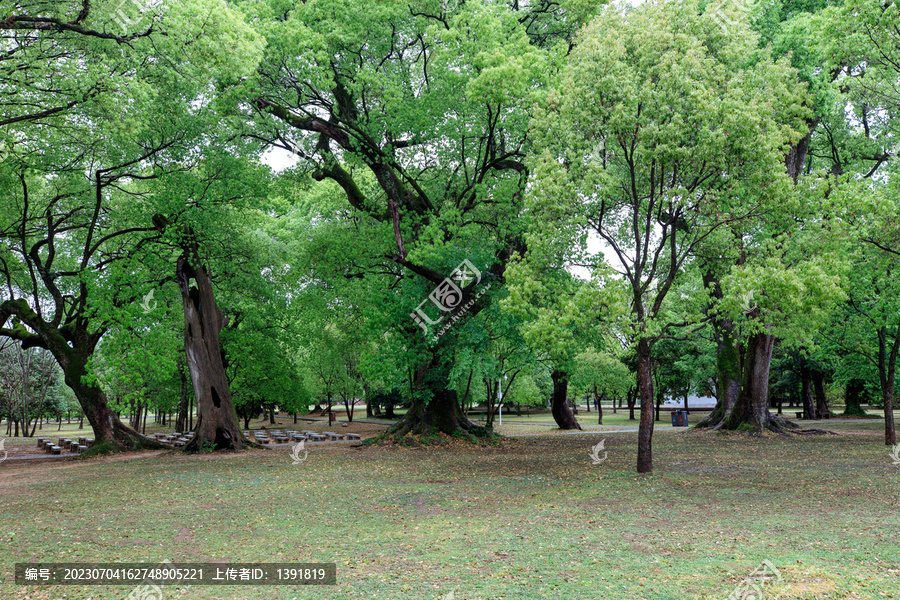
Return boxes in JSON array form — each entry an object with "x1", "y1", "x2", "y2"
[
  {"x1": 672, "y1": 410, "x2": 688, "y2": 427},
  {"x1": 671, "y1": 411, "x2": 679, "y2": 427}
]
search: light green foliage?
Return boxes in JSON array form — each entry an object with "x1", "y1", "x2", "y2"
[
  {"x1": 570, "y1": 345, "x2": 633, "y2": 401},
  {"x1": 528, "y1": 0, "x2": 804, "y2": 340}
]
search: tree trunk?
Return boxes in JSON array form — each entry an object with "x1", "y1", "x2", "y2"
[
  {"x1": 60, "y1": 354, "x2": 155, "y2": 451},
  {"x1": 595, "y1": 386, "x2": 603, "y2": 425},
  {"x1": 176, "y1": 359, "x2": 189, "y2": 433},
  {"x1": 695, "y1": 286, "x2": 742, "y2": 429},
  {"x1": 484, "y1": 378, "x2": 497, "y2": 429},
  {"x1": 0, "y1": 300, "x2": 158, "y2": 451},
  {"x1": 813, "y1": 371, "x2": 829, "y2": 419},
  {"x1": 550, "y1": 370, "x2": 581, "y2": 430},
  {"x1": 374, "y1": 356, "x2": 494, "y2": 444},
  {"x1": 877, "y1": 325, "x2": 898, "y2": 445},
  {"x1": 842, "y1": 378, "x2": 867, "y2": 416},
  {"x1": 177, "y1": 249, "x2": 247, "y2": 452},
  {"x1": 627, "y1": 386, "x2": 636, "y2": 421},
  {"x1": 344, "y1": 396, "x2": 354, "y2": 423},
  {"x1": 636, "y1": 340, "x2": 655, "y2": 473},
  {"x1": 720, "y1": 331, "x2": 797, "y2": 433},
  {"x1": 800, "y1": 368, "x2": 816, "y2": 420}
]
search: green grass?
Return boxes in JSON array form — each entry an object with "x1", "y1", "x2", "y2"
[{"x1": 1, "y1": 420, "x2": 899, "y2": 599}]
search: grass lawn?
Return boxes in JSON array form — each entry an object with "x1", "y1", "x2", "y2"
[{"x1": 1, "y1": 419, "x2": 898, "y2": 600}]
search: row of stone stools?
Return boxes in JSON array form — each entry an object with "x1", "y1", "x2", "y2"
[
  {"x1": 243, "y1": 429, "x2": 361, "y2": 444},
  {"x1": 37, "y1": 436, "x2": 93, "y2": 455},
  {"x1": 150, "y1": 432, "x2": 195, "y2": 447}
]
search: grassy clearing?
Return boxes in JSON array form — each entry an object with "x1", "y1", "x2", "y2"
[{"x1": 1, "y1": 420, "x2": 898, "y2": 600}]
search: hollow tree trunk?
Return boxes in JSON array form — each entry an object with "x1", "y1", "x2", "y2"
[
  {"x1": 842, "y1": 379, "x2": 867, "y2": 416},
  {"x1": 550, "y1": 370, "x2": 581, "y2": 430},
  {"x1": 720, "y1": 331, "x2": 797, "y2": 433},
  {"x1": 177, "y1": 250, "x2": 247, "y2": 452},
  {"x1": 636, "y1": 340, "x2": 655, "y2": 473}
]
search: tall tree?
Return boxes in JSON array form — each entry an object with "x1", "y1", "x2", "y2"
[
  {"x1": 0, "y1": 0, "x2": 264, "y2": 450},
  {"x1": 526, "y1": 0, "x2": 805, "y2": 471},
  {"x1": 242, "y1": 0, "x2": 600, "y2": 441}
]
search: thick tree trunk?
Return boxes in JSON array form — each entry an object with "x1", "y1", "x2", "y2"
[
  {"x1": 720, "y1": 331, "x2": 797, "y2": 433},
  {"x1": 785, "y1": 124, "x2": 816, "y2": 182},
  {"x1": 60, "y1": 354, "x2": 156, "y2": 451},
  {"x1": 842, "y1": 379, "x2": 867, "y2": 416},
  {"x1": 550, "y1": 370, "x2": 581, "y2": 430},
  {"x1": 1, "y1": 300, "x2": 159, "y2": 451},
  {"x1": 374, "y1": 357, "x2": 495, "y2": 444},
  {"x1": 636, "y1": 341, "x2": 655, "y2": 473},
  {"x1": 177, "y1": 251, "x2": 247, "y2": 452}
]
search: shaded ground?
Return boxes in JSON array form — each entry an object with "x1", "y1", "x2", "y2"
[{"x1": 0, "y1": 421, "x2": 898, "y2": 599}]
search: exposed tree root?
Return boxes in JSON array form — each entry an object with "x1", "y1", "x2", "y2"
[{"x1": 364, "y1": 412, "x2": 502, "y2": 447}]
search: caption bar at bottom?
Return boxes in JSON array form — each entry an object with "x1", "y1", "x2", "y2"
[{"x1": 15, "y1": 563, "x2": 336, "y2": 585}]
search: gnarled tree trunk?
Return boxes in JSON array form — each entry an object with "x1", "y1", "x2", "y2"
[{"x1": 177, "y1": 248, "x2": 247, "y2": 452}]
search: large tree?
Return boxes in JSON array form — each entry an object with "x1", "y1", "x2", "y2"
[
  {"x1": 0, "y1": 0, "x2": 263, "y2": 450},
  {"x1": 525, "y1": 0, "x2": 805, "y2": 471},
  {"x1": 242, "y1": 0, "x2": 599, "y2": 441}
]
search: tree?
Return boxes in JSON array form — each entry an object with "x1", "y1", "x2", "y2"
[
  {"x1": 0, "y1": 0, "x2": 264, "y2": 450},
  {"x1": 571, "y1": 345, "x2": 633, "y2": 425},
  {"x1": 819, "y1": 0, "x2": 900, "y2": 445},
  {"x1": 526, "y1": 0, "x2": 804, "y2": 471},
  {"x1": 239, "y1": 0, "x2": 600, "y2": 442}
]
